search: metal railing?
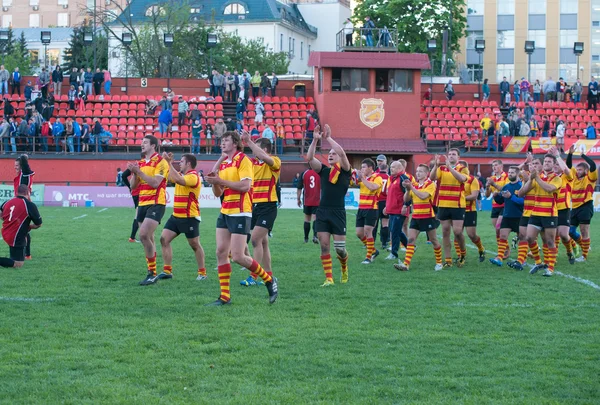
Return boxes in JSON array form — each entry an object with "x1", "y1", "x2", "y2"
[{"x1": 336, "y1": 27, "x2": 398, "y2": 52}]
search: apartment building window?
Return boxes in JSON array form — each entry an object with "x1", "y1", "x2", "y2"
[
  {"x1": 560, "y1": 29, "x2": 578, "y2": 47},
  {"x1": 498, "y1": 0, "x2": 514, "y2": 15},
  {"x1": 497, "y1": 64, "x2": 515, "y2": 82},
  {"x1": 529, "y1": 65, "x2": 546, "y2": 82},
  {"x1": 30, "y1": 0, "x2": 39, "y2": 6},
  {"x1": 560, "y1": 0, "x2": 577, "y2": 13},
  {"x1": 29, "y1": 14, "x2": 40, "y2": 28},
  {"x1": 86, "y1": 0, "x2": 94, "y2": 7},
  {"x1": 375, "y1": 69, "x2": 413, "y2": 92},
  {"x1": 466, "y1": 31, "x2": 484, "y2": 49},
  {"x1": 528, "y1": 30, "x2": 546, "y2": 48},
  {"x1": 1, "y1": 15, "x2": 12, "y2": 29},
  {"x1": 528, "y1": 0, "x2": 546, "y2": 14},
  {"x1": 57, "y1": 12, "x2": 69, "y2": 27},
  {"x1": 332, "y1": 68, "x2": 369, "y2": 92},
  {"x1": 559, "y1": 64, "x2": 577, "y2": 81},
  {"x1": 467, "y1": 65, "x2": 483, "y2": 82},
  {"x1": 223, "y1": 3, "x2": 246, "y2": 15},
  {"x1": 2, "y1": 0, "x2": 12, "y2": 6},
  {"x1": 497, "y1": 31, "x2": 515, "y2": 48},
  {"x1": 467, "y1": 0, "x2": 484, "y2": 15}
]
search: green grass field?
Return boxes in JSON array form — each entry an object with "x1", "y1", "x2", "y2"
[{"x1": 1, "y1": 207, "x2": 599, "y2": 404}]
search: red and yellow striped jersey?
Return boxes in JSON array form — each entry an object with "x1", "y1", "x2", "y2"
[
  {"x1": 556, "y1": 171, "x2": 574, "y2": 211},
  {"x1": 173, "y1": 170, "x2": 201, "y2": 218},
  {"x1": 531, "y1": 172, "x2": 562, "y2": 217},
  {"x1": 435, "y1": 164, "x2": 469, "y2": 208},
  {"x1": 571, "y1": 167, "x2": 598, "y2": 208},
  {"x1": 358, "y1": 173, "x2": 383, "y2": 209},
  {"x1": 252, "y1": 156, "x2": 281, "y2": 203},
  {"x1": 490, "y1": 172, "x2": 508, "y2": 208},
  {"x1": 464, "y1": 175, "x2": 480, "y2": 212},
  {"x1": 519, "y1": 170, "x2": 535, "y2": 217},
  {"x1": 138, "y1": 153, "x2": 169, "y2": 206},
  {"x1": 409, "y1": 180, "x2": 436, "y2": 219},
  {"x1": 219, "y1": 152, "x2": 254, "y2": 216}
]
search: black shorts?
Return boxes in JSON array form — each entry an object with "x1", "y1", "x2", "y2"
[
  {"x1": 356, "y1": 209, "x2": 378, "y2": 228},
  {"x1": 132, "y1": 195, "x2": 139, "y2": 208},
  {"x1": 437, "y1": 207, "x2": 466, "y2": 221},
  {"x1": 137, "y1": 204, "x2": 166, "y2": 224},
  {"x1": 464, "y1": 211, "x2": 477, "y2": 227},
  {"x1": 216, "y1": 213, "x2": 251, "y2": 235},
  {"x1": 251, "y1": 202, "x2": 278, "y2": 231},
  {"x1": 528, "y1": 215, "x2": 558, "y2": 229},
  {"x1": 571, "y1": 201, "x2": 594, "y2": 227},
  {"x1": 557, "y1": 209, "x2": 571, "y2": 227},
  {"x1": 378, "y1": 200, "x2": 388, "y2": 219},
  {"x1": 315, "y1": 207, "x2": 346, "y2": 235},
  {"x1": 9, "y1": 246, "x2": 25, "y2": 262},
  {"x1": 164, "y1": 215, "x2": 200, "y2": 239},
  {"x1": 500, "y1": 217, "x2": 520, "y2": 233},
  {"x1": 303, "y1": 205, "x2": 318, "y2": 216},
  {"x1": 409, "y1": 217, "x2": 439, "y2": 233},
  {"x1": 491, "y1": 207, "x2": 503, "y2": 219},
  {"x1": 519, "y1": 216, "x2": 530, "y2": 228}
]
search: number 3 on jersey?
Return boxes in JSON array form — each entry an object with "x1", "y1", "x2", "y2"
[{"x1": 309, "y1": 176, "x2": 315, "y2": 189}]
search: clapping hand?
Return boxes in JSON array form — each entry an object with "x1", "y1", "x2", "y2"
[
  {"x1": 127, "y1": 162, "x2": 140, "y2": 174},
  {"x1": 241, "y1": 130, "x2": 251, "y2": 144},
  {"x1": 402, "y1": 179, "x2": 412, "y2": 189},
  {"x1": 162, "y1": 151, "x2": 174, "y2": 163},
  {"x1": 313, "y1": 125, "x2": 322, "y2": 140}
]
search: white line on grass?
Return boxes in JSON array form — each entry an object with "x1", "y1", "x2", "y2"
[
  {"x1": 72, "y1": 214, "x2": 87, "y2": 220},
  {"x1": 0, "y1": 296, "x2": 56, "y2": 303},
  {"x1": 97, "y1": 208, "x2": 108, "y2": 213}
]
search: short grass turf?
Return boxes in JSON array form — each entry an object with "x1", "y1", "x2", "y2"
[{"x1": 0, "y1": 207, "x2": 599, "y2": 404}]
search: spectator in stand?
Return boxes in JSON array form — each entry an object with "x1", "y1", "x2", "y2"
[
  {"x1": 191, "y1": 119, "x2": 201, "y2": 154},
  {"x1": 305, "y1": 112, "x2": 316, "y2": 152},
  {"x1": 254, "y1": 98, "x2": 265, "y2": 126},
  {"x1": 541, "y1": 115, "x2": 550, "y2": 137},
  {"x1": 104, "y1": 69, "x2": 112, "y2": 95},
  {"x1": 24, "y1": 81, "x2": 33, "y2": 102},
  {"x1": 238, "y1": 85, "x2": 245, "y2": 105},
  {"x1": 158, "y1": 107, "x2": 172, "y2": 136},
  {"x1": 212, "y1": 70, "x2": 224, "y2": 98},
  {"x1": 524, "y1": 102, "x2": 535, "y2": 122},
  {"x1": 69, "y1": 67, "x2": 79, "y2": 90},
  {"x1": 423, "y1": 87, "x2": 431, "y2": 102},
  {"x1": 565, "y1": 84, "x2": 573, "y2": 103},
  {"x1": 529, "y1": 115, "x2": 539, "y2": 137},
  {"x1": 482, "y1": 79, "x2": 490, "y2": 101},
  {"x1": 73, "y1": 118, "x2": 81, "y2": 153},
  {"x1": 588, "y1": 76, "x2": 598, "y2": 110},
  {"x1": 444, "y1": 80, "x2": 454, "y2": 100},
  {"x1": 83, "y1": 68, "x2": 93, "y2": 96},
  {"x1": 556, "y1": 120, "x2": 565, "y2": 151},
  {"x1": 226, "y1": 118, "x2": 236, "y2": 131},
  {"x1": 499, "y1": 76, "x2": 510, "y2": 107},
  {"x1": 499, "y1": 117, "x2": 509, "y2": 146},
  {"x1": 0, "y1": 119, "x2": 9, "y2": 154},
  {"x1": 188, "y1": 103, "x2": 201, "y2": 122},
  {"x1": 543, "y1": 76, "x2": 556, "y2": 102},
  {"x1": 235, "y1": 70, "x2": 243, "y2": 100},
  {"x1": 3, "y1": 98, "x2": 14, "y2": 120},
  {"x1": 145, "y1": 98, "x2": 158, "y2": 115},
  {"x1": 573, "y1": 79, "x2": 583, "y2": 103},
  {"x1": 480, "y1": 113, "x2": 492, "y2": 138},
  {"x1": 166, "y1": 88, "x2": 175, "y2": 104},
  {"x1": 236, "y1": 97, "x2": 246, "y2": 121},
  {"x1": 533, "y1": 79, "x2": 542, "y2": 102},
  {"x1": 213, "y1": 118, "x2": 226, "y2": 153},
  {"x1": 262, "y1": 124, "x2": 275, "y2": 142},
  {"x1": 17, "y1": 117, "x2": 27, "y2": 151},
  {"x1": 513, "y1": 80, "x2": 521, "y2": 103},
  {"x1": 275, "y1": 122, "x2": 285, "y2": 155},
  {"x1": 177, "y1": 96, "x2": 189, "y2": 125},
  {"x1": 208, "y1": 70, "x2": 215, "y2": 97},
  {"x1": 250, "y1": 126, "x2": 260, "y2": 140},
  {"x1": 39, "y1": 68, "x2": 50, "y2": 99},
  {"x1": 243, "y1": 75, "x2": 250, "y2": 105},
  {"x1": 79, "y1": 68, "x2": 85, "y2": 90},
  {"x1": 76, "y1": 85, "x2": 87, "y2": 112},
  {"x1": 158, "y1": 95, "x2": 171, "y2": 111},
  {"x1": 520, "y1": 77, "x2": 530, "y2": 103},
  {"x1": 363, "y1": 16, "x2": 375, "y2": 46},
  {"x1": 271, "y1": 72, "x2": 279, "y2": 97},
  {"x1": 251, "y1": 71, "x2": 261, "y2": 99},
  {"x1": 485, "y1": 118, "x2": 497, "y2": 152},
  {"x1": 47, "y1": 91, "x2": 55, "y2": 116},
  {"x1": 204, "y1": 123, "x2": 213, "y2": 154},
  {"x1": 52, "y1": 118, "x2": 64, "y2": 153},
  {"x1": 81, "y1": 119, "x2": 90, "y2": 152},
  {"x1": 40, "y1": 102, "x2": 52, "y2": 122},
  {"x1": 65, "y1": 117, "x2": 74, "y2": 154},
  {"x1": 586, "y1": 122, "x2": 597, "y2": 139},
  {"x1": 260, "y1": 72, "x2": 271, "y2": 97},
  {"x1": 52, "y1": 65, "x2": 63, "y2": 96},
  {"x1": 343, "y1": 17, "x2": 354, "y2": 46},
  {"x1": 68, "y1": 85, "x2": 77, "y2": 110},
  {"x1": 225, "y1": 71, "x2": 236, "y2": 102},
  {"x1": 556, "y1": 77, "x2": 567, "y2": 102},
  {"x1": 11, "y1": 67, "x2": 21, "y2": 96},
  {"x1": 518, "y1": 119, "x2": 530, "y2": 136},
  {"x1": 0, "y1": 65, "x2": 9, "y2": 96}
]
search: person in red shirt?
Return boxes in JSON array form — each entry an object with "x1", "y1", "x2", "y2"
[
  {"x1": 383, "y1": 160, "x2": 413, "y2": 260},
  {"x1": 13, "y1": 154, "x2": 34, "y2": 259},
  {"x1": 297, "y1": 165, "x2": 321, "y2": 243},
  {"x1": 0, "y1": 185, "x2": 42, "y2": 268}
]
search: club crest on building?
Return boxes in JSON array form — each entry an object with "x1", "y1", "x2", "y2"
[{"x1": 359, "y1": 98, "x2": 385, "y2": 128}]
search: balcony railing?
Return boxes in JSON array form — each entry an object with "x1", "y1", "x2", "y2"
[{"x1": 336, "y1": 27, "x2": 398, "y2": 52}]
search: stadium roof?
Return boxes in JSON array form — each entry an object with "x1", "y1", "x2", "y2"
[
  {"x1": 324, "y1": 138, "x2": 427, "y2": 153},
  {"x1": 117, "y1": 0, "x2": 317, "y2": 37},
  {"x1": 308, "y1": 52, "x2": 431, "y2": 70}
]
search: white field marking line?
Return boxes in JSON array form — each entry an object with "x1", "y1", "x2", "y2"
[
  {"x1": 72, "y1": 214, "x2": 88, "y2": 220},
  {"x1": 97, "y1": 208, "x2": 108, "y2": 213},
  {"x1": 0, "y1": 296, "x2": 56, "y2": 303}
]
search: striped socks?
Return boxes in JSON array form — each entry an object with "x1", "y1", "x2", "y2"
[
  {"x1": 404, "y1": 244, "x2": 416, "y2": 267},
  {"x1": 434, "y1": 246, "x2": 442, "y2": 265},
  {"x1": 321, "y1": 254, "x2": 333, "y2": 282},
  {"x1": 517, "y1": 241, "x2": 528, "y2": 265},
  {"x1": 217, "y1": 264, "x2": 232, "y2": 302},
  {"x1": 248, "y1": 259, "x2": 272, "y2": 283},
  {"x1": 581, "y1": 238, "x2": 591, "y2": 259},
  {"x1": 496, "y1": 239, "x2": 508, "y2": 261},
  {"x1": 146, "y1": 253, "x2": 157, "y2": 276}
]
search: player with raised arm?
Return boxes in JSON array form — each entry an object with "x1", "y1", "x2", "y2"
[
  {"x1": 297, "y1": 165, "x2": 321, "y2": 244},
  {"x1": 519, "y1": 154, "x2": 562, "y2": 276},
  {"x1": 549, "y1": 146, "x2": 577, "y2": 264},
  {"x1": 489, "y1": 166, "x2": 524, "y2": 266},
  {"x1": 394, "y1": 164, "x2": 442, "y2": 271},
  {"x1": 156, "y1": 153, "x2": 207, "y2": 281},
  {"x1": 205, "y1": 131, "x2": 278, "y2": 305},
  {"x1": 485, "y1": 160, "x2": 509, "y2": 258},
  {"x1": 355, "y1": 158, "x2": 383, "y2": 264},
  {"x1": 430, "y1": 149, "x2": 469, "y2": 268},
  {"x1": 127, "y1": 135, "x2": 170, "y2": 286},
  {"x1": 239, "y1": 132, "x2": 281, "y2": 287},
  {"x1": 457, "y1": 161, "x2": 486, "y2": 262},
  {"x1": 0, "y1": 185, "x2": 42, "y2": 268},
  {"x1": 566, "y1": 145, "x2": 598, "y2": 262},
  {"x1": 307, "y1": 124, "x2": 352, "y2": 286},
  {"x1": 13, "y1": 155, "x2": 34, "y2": 259}
]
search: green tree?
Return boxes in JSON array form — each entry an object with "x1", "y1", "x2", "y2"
[
  {"x1": 0, "y1": 29, "x2": 32, "y2": 75},
  {"x1": 62, "y1": 24, "x2": 108, "y2": 71},
  {"x1": 17, "y1": 31, "x2": 28, "y2": 59},
  {"x1": 0, "y1": 26, "x2": 15, "y2": 57},
  {"x1": 218, "y1": 35, "x2": 289, "y2": 75},
  {"x1": 352, "y1": 0, "x2": 467, "y2": 75}
]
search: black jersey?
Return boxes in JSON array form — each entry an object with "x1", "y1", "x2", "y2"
[{"x1": 318, "y1": 165, "x2": 351, "y2": 209}]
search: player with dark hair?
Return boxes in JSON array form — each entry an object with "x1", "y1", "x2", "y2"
[
  {"x1": 454, "y1": 161, "x2": 486, "y2": 262},
  {"x1": 549, "y1": 146, "x2": 576, "y2": 264},
  {"x1": 485, "y1": 160, "x2": 509, "y2": 258},
  {"x1": 297, "y1": 164, "x2": 321, "y2": 243},
  {"x1": 307, "y1": 124, "x2": 351, "y2": 286},
  {"x1": 13, "y1": 154, "x2": 34, "y2": 260},
  {"x1": 355, "y1": 157, "x2": 383, "y2": 264},
  {"x1": 127, "y1": 135, "x2": 170, "y2": 285},
  {"x1": 383, "y1": 160, "x2": 413, "y2": 261},
  {"x1": 205, "y1": 131, "x2": 278, "y2": 305},
  {"x1": 121, "y1": 153, "x2": 143, "y2": 243},
  {"x1": 0, "y1": 185, "x2": 42, "y2": 268},
  {"x1": 239, "y1": 132, "x2": 281, "y2": 286}
]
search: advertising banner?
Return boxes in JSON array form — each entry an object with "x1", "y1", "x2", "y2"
[
  {"x1": 530, "y1": 137, "x2": 556, "y2": 154},
  {"x1": 502, "y1": 137, "x2": 531, "y2": 153},
  {"x1": 0, "y1": 184, "x2": 45, "y2": 205},
  {"x1": 565, "y1": 139, "x2": 600, "y2": 156}
]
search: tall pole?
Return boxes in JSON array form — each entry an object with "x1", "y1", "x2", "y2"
[
  {"x1": 167, "y1": 47, "x2": 171, "y2": 90},
  {"x1": 528, "y1": 54, "x2": 531, "y2": 84},
  {"x1": 577, "y1": 55, "x2": 580, "y2": 80},
  {"x1": 125, "y1": 50, "x2": 128, "y2": 94},
  {"x1": 478, "y1": 52, "x2": 482, "y2": 99},
  {"x1": 93, "y1": 0, "x2": 97, "y2": 70},
  {"x1": 430, "y1": 58, "x2": 434, "y2": 102}
]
